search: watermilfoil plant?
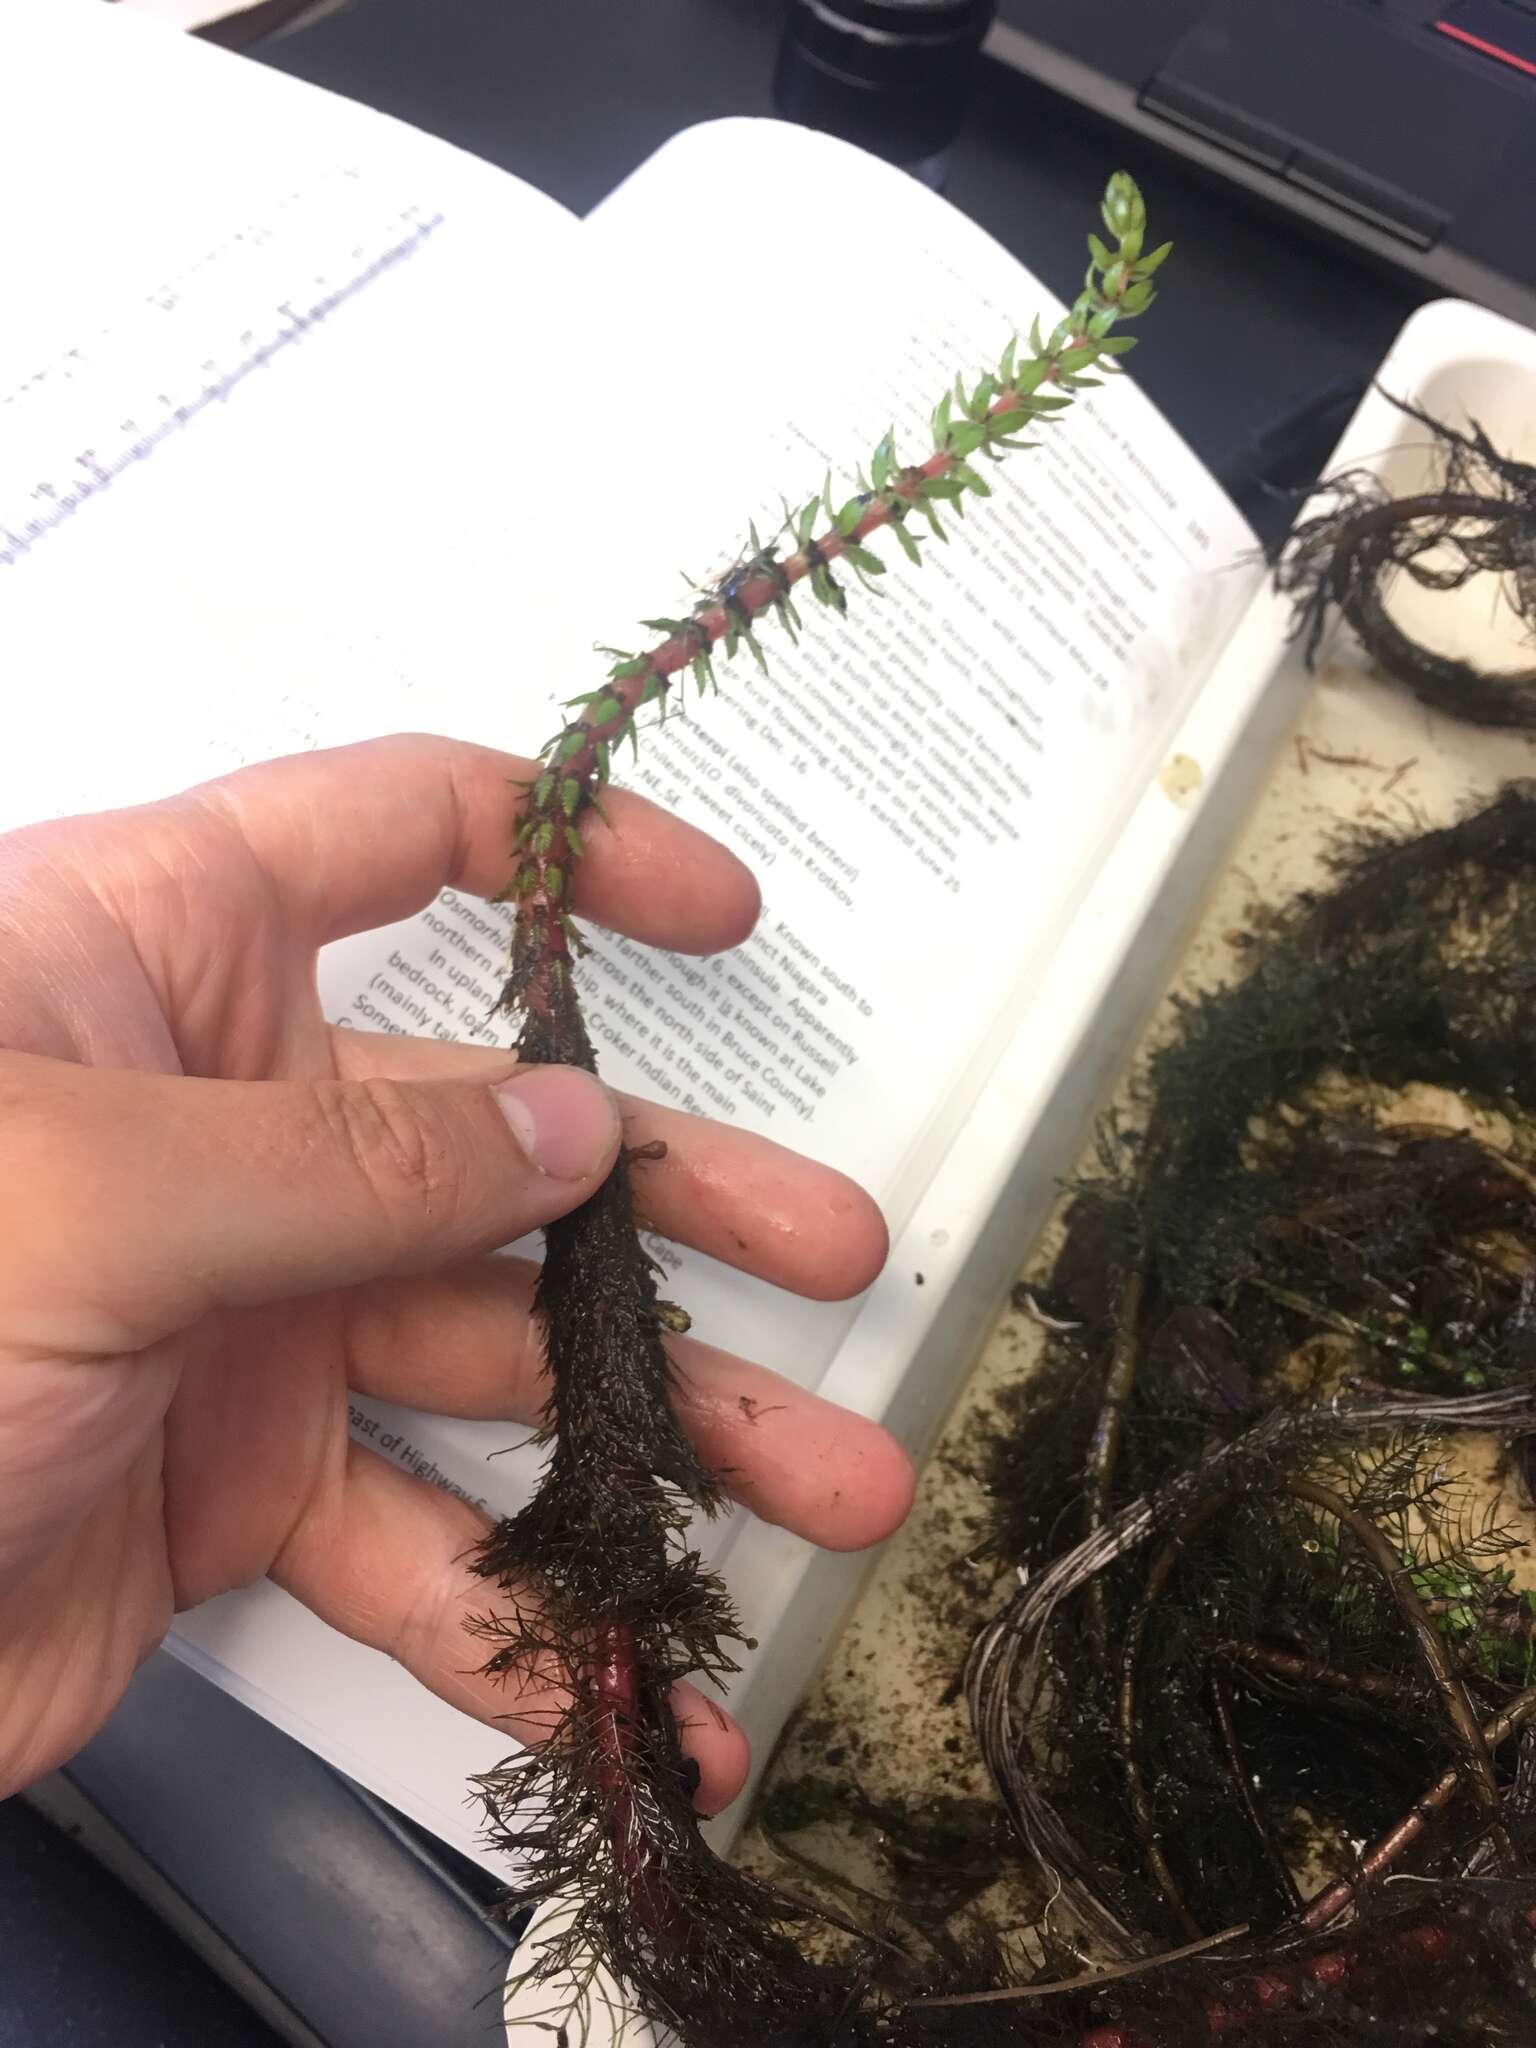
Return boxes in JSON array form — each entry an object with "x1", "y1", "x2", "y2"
[
  {"x1": 964, "y1": 788, "x2": 1536, "y2": 2042},
  {"x1": 469, "y1": 174, "x2": 1169, "y2": 2043},
  {"x1": 1276, "y1": 398, "x2": 1536, "y2": 730}
]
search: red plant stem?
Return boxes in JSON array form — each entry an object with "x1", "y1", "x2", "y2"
[
  {"x1": 1299, "y1": 1679, "x2": 1536, "y2": 1931},
  {"x1": 592, "y1": 1622, "x2": 680, "y2": 1940},
  {"x1": 509, "y1": 383, "x2": 1048, "y2": 988},
  {"x1": 1218, "y1": 1640, "x2": 1415, "y2": 1704}
]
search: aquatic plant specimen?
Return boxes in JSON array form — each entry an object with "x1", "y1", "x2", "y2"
[
  {"x1": 1276, "y1": 398, "x2": 1536, "y2": 729},
  {"x1": 969, "y1": 789, "x2": 1536, "y2": 2041},
  {"x1": 474, "y1": 178, "x2": 1168, "y2": 2042}
]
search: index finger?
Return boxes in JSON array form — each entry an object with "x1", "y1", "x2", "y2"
[{"x1": 183, "y1": 732, "x2": 760, "y2": 954}]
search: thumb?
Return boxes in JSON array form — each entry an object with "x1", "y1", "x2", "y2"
[{"x1": 0, "y1": 1051, "x2": 620, "y2": 1359}]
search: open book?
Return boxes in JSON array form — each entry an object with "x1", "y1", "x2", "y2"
[{"x1": 1, "y1": 0, "x2": 1294, "y2": 1872}]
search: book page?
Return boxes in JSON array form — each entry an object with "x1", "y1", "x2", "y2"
[{"x1": 0, "y1": 0, "x2": 581, "y2": 820}]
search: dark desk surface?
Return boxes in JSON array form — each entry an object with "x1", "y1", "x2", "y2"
[{"x1": 264, "y1": 0, "x2": 1426, "y2": 508}]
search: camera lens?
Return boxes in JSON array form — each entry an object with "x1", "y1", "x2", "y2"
[{"x1": 774, "y1": 0, "x2": 998, "y2": 182}]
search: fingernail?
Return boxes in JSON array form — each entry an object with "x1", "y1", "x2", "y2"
[{"x1": 492, "y1": 1067, "x2": 619, "y2": 1180}]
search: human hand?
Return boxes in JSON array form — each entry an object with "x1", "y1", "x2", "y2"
[{"x1": 0, "y1": 734, "x2": 910, "y2": 1811}]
